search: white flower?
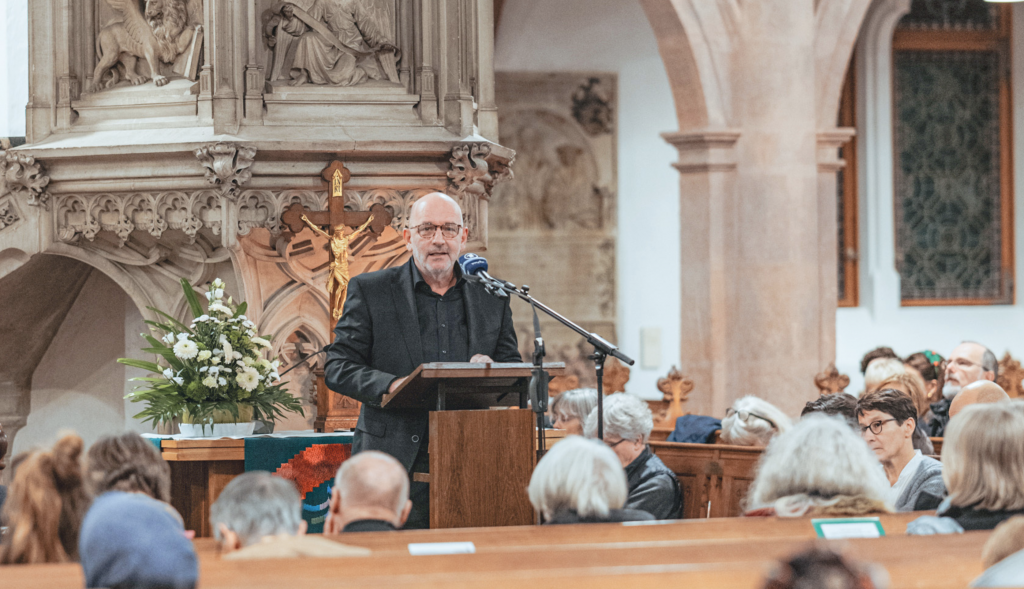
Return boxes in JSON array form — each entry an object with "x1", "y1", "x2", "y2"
[
  {"x1": 208, "y1": 303, "x2": 232, "y2": 316},
  {"x1": 214, "y1": 289, "x2": 224, "y2": 299},
  {"x1": 243, "y1": 357, "x2": 256, "y2": 367},
  {"x1": 176, "y1": 333, "x2": 190, "y2": 342},
  {"x1": 192, "y1": 314, "x2": 210, "y2": 323},
  {"x1": 202, "y1": 375, "x2": 218, "y2": 388},
  {"x1": 173, "y1": 338, "x2": 199, "y2": 360},
  {"x1": 236, "y1": 360, "x2": 246, "y2": 367},
  {"x1": 211, "y1": 356, "x2": 221, "y2": 365},
  {"x1": 218, "y1": 377, "x2": 227, "y2": 386},
  {"x1": 172, "y1": 376, "x2": 184, "y2": 386},
  {"x1": 237, "y1": 368, "x2": 259, "y2": 392},
  {"x1": 258, "y1": 358, "x2": 271, "y2": 371},
  {"x1": 162, "y1": 333, "x2": 175, "y2": 345},
  {"x1": 205, "y1": 291, "x2": 214, "y2": 302},
  {"x1": 197, "y1": 350, "x2": 212, "y2": 362},
  {"x1": 162, "y1": 368, "x2": 174, "y2": 379},
  {"x1": 243, "y1": 320, "x2": 255, "y2": 329},
  {"x1": 271, "y1": 360, "x2": 280, "y2": 370},
  {"x1": 269, "y1": 372, "x2": 280, "y2": 381},
  {"x1": 222, "y1": 341, "x2": 233, "y2": 360},
  {"x1": 199, "y1": 366, "x2": 209, "y2": 373},
  {"x1": 221, "y1": 367, "x2": 233, "y2": 373},
  {"x1": 251, "y1": 337, "x2": 271, "y2": 349}
]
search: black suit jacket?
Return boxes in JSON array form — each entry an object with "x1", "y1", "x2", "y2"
[{"x1": 323, "y1": 257, "x2": 521, "y2": 471}]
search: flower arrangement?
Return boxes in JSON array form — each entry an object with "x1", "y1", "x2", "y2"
[{"x1": 119, "y1": 278, "x2": 303, "y2": 428}]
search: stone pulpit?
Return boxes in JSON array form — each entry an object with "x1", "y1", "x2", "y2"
[{"x1": 0, "y1": 0, "x2": 514, "y2": 442}]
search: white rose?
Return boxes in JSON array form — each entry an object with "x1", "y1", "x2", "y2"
[
  {"x1": 202, "y1": 375, "x2": 218, "y2": 388},
  {"x1": 197, "y1": 350, "x2": 212, "y2": 362},
  {"x1": 211, "y1": 356, "x2": 221, "y2": 365}
]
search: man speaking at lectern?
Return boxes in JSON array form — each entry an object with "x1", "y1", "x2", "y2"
[{"x1": 323, "y1": 192, "x2": 521, "y2": 528}]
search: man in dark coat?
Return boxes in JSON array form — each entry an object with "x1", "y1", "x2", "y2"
[{"x1": 323, "y1": 192, "x2": 521, "y2": 528}]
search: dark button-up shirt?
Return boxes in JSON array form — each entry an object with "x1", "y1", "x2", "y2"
[{"x1": 411, "y1": 262, "x2": 469, "y2": 363}]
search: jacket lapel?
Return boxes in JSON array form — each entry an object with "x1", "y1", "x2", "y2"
[
  {"x1": 464, "y1": 281, "x2": 485, "y2": 357},
  {"x1": 392, "y1": 258, "x2": 424, "y2": 369}
]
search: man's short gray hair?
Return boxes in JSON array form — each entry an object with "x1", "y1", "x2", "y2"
[
  {"x1": 210, "y1": 471, "x2": 302, "y2": 546},
  {"x1": 550, "y1": 388, "x2": 598, "y2": 423},
  {"x1": 527, "y1": 436, "x2": 628, "y2": 520},
  {"x1": 720, "y1": 395, "x2": 793, "y2": 446},
  {"x1": 745, "y1": 414, "x2": 890, "y2": 511},
  {"x1": 335, "y1": 450, "x2": 409, "y2": 515},
  {"x1": 582, "y1": 393, "x2": 653, "y2": 443},
  {"x1": 965, "y1": 341, "x2": 999, "y2": 379}
]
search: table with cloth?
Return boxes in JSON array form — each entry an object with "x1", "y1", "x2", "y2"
[{"x1": 144, "y1": 432, "x2": 353, "y2": 537}]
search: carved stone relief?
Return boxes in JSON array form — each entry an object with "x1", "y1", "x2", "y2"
[
  {"x1": 55, "y1": 190, "x2": 224, "y2": 246},
  {"x1": 195, "y1": 143, "x2": 258, "y2": 199},
  {"x1": 447, "y1": 143, "x2": 514, "y2": 199},
  {"x1": 490, "y1": 72, "x2": 618, "y2": 380},
  {"x1": 0, "y1": 199, "x2": 20, "y2": 231},
  {"x1": 92, "y1": 0, "x2": 204, "y2": 90},
  {"x1": 1, "y1": 153, "x2": 51, "y2": 210},
  {"x1": 261, "y1": 0, "x2": 401, "y2": 87}
]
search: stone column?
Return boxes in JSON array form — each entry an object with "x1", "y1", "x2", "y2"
[
  {"x1": 665, "y1": 1, "x2": 824, "y2": 417},
  {"x1": 817, "y1": 128, "x2": 856, "y2": 368}
]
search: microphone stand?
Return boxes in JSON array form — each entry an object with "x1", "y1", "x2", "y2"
[{"x1": 467, "y1": 274, "x2": 635, "y2": 441}]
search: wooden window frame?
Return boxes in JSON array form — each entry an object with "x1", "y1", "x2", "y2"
[
  {"x1": 838, "y1": 58, "x2": 858, "y2": 308},
  {"x1": 892, "y1": 5, "x2": 1014, "y2": 307}
]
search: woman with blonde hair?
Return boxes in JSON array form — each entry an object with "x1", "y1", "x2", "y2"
[
  {"x1": 549, "y1": 388, "x2": 598, "y2": 436},
  {"x1": 0, "y1": 434, "x2": 91, "y2": 564},
  {"x1": 744, "y1": 414, "x2": 891, "y2": 517},
  {"x1": 935, "y1": 403, "x2": 1024, "y2": 530}
]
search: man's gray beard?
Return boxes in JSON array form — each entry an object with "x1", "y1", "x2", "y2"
[{"x1": 943, "y1": 382, "x2": 961, "y2": 400}]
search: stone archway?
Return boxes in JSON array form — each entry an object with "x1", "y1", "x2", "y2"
[{"x1": 634, "y1": 0, "x2": 873, "y2": 416}]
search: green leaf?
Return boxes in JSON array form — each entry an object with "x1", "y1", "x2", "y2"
[
  {"x1": 234, "y1": 302, "x2": 248, "y2": 318},
  {"x1": 144, "y1": 320, "x2": 176, "y2": 334},
  {"x1": 147, "y1": 307, "x2": 192, "y2": 333},
  {"x1": 180, "y1": 278, "x2": 204, "y2": 319},
  {"x1": 117, "y1": 358, "x2": 163, "y2": 373}
]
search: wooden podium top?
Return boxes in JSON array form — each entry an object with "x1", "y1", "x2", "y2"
[{"x1": 381, "y1": 362, "x2": 566, "y2": 410}]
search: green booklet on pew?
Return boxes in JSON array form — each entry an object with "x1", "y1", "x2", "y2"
[{"x1": 811, "y1": 517, "x2": 886, "y2": 539}]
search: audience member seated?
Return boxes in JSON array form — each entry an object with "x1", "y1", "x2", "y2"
[
  {"x1": 762, "y1": 547, "x2": 886, "y2": 589},
  {"x1": 856, "y1": 389, "x2": 944, "y2": 511},
  {"x1": 863, "y1": 357, "x2": 906, "y2": 394},
  {"x1": 211, "y1": 471, "x2": 369, "y2": 559},
  {"x1": 666, "y1": 413, "x2": 722, "y2": 443},
  {"x1": 801, "y1": 392, "x2": 857, "y2": 427},
  {"x1": 549, "y1": 388, "x2": 598, "y2": 436},
  {"x1": 85, "y1": 431, "x2": 171, "y2": 502},
  {"x1": 583, "y1": 393, "x2": 682, "y2": 519},
  {"x1": 0, "y1": 434, "x2": 90, "y2": 564},
  {"x1": 874, "y1": 373, "x2": 934, "y2": 454},
  {"x1": 904, "y1": 350, "x2": 945, "y2": 405},
  {"x1": 860, "y1": 346, "x2": 898, "y2": 376},
  {"x1": 0, "y1": 425, "x2": 8, "y2": 516},
  {"x1": 325, "y1": 450, "x2": 411, "y2": 533},
  {"x1": 909, "y1": 404, "x2": 1024, "y2": 535},
  {"x1": 528, "y1": 435, "x2": 655, "y2": 524},
  {"x1": 973, "y1": 516, "x2": 1024, "y2": 588},
  {"x1": 79, "y1": 491, "x2": 197, "y2": 589},
  {"x1": 720, "y1": 395, "x2": 793, "y2": 446},
  {"x1": 745, "y1": 414, "x2": 891, "y2": 517},
  {"x1": 931, "y1": 341, "x2": 998, "y2": 437},
  {"x1": 948, "y1": 380, "x2": 1010, "y2": 419}
]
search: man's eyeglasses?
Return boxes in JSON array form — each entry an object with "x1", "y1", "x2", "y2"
[
  {"x1": 606, "y1": 438, "x2": 630, "y2": 448},
  {"x1": 859, "y1": 418, "x2": 898, "y2": 435},
  {"x1": 410, "y1": 222, "x2": 462, "y2": 239},
  {"x1": 725, "y1": 408, "x2": 777, "y2": 430}
]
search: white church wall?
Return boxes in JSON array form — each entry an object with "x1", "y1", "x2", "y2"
[
  {"x1": 13, "y1": 270, "x2": 132, "y2": 454},
  {"x1": 1, "y1": 0, "x2": 28, "y2": 137},
  {"x1": 837, "y1": 3, "x2": 1024, "y2": 396},
  {"x1": 495, "y1": 0, "x2": 681, "y2": 399}
]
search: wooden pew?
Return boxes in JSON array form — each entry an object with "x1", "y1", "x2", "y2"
[
  {"x1": 649, "y1": 440, "x2": 763, "y2": 518},
  {"x1": 191, "y1": 511, "x2": 925, "y2": 556}
]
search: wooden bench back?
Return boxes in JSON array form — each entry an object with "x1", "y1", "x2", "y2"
[{"x1": 649, "y1": 440, "x2": 763, "y2": 518}]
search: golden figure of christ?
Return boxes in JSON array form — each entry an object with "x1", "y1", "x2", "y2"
[{"x1": 301, "y1": 213, "x2": 375, "y2": 321}]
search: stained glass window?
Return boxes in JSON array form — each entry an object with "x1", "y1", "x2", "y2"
[
  {"x1": 893, "y1": 3, "x2": 1012, "y2": 305},
  {"x1": 901, "y1": 0, "x2": 997, "y2": 31}
]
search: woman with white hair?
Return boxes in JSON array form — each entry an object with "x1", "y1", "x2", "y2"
[
  {"x1": 550, "y1": 388, "x2": 598, "y2": 436},
  {"x1": 745, "y1": 414, "x2": 891, "y2": 517},
  {"x1": 720, "y1": 395, "x2": 793, "y2": 446},
  {"x1": 528, "y1": 436, "x2": 654, "y2": 524},
  {"x1": 583, "y1": 393, "x2": 682, "y2": 519}
]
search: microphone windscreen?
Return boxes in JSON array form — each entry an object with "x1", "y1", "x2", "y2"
[{"x1": 459, "y1": 253, "x2": 489, "y2": 276}]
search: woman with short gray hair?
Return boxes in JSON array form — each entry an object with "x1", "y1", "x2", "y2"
[
  {"x1": 583, "y1": 393, "x2": 683, "y2": 520},
  {"x1": 550, "y1": 388, "x2": 598, "y2": 435},
  {"x1": 528, "y1": 436, "x2": 653, "y2": 524}
]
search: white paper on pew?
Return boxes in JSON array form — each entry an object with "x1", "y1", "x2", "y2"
[
  {"x1": 408, "y1": 541, "x2": 476, "y2": 555},
  {"x1": 816, "y1": 522, "x2": 883, "y2": 539}
]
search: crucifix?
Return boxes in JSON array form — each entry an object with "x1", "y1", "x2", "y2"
[{"x1": 281, "y1": 161, "x2": 393, "y2": 325}]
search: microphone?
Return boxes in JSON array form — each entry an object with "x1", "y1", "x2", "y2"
[{"x1": 458, "y1": 253, "x2": 511, "y2": 297}]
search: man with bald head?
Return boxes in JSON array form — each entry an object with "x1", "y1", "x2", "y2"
[
  {"x1": 325, "y1": 451, "x2": 412, "y2": 533},
  {"x1": 324, "y1": 192, "x2": 521, "y2": 528},
  {"x1": 930, "y1": 341, "x2": 999, "y2": 436},
  {"x1": 949, "y1": 380, "x2": 1010, "y2": 419}
]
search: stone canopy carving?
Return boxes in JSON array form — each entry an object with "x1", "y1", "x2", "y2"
[
  {"x1": 92, "y1": 0, "x2": 204, "y2": 90},
  {"x1": 263, "y1": 0, "x2": 401, "y2": 86},
  {"x1": 447, "y1": 143, "x2": 514, "y2": 199},
  {"x1": 195, "y1": 143, "x2": 258, "y2": 199},
  {"x1": 1, "y1": 153, "x2": 51, "y2": 210},
  {"x1": 0, "y1": 199, "x2": 19, "y2": 231}
]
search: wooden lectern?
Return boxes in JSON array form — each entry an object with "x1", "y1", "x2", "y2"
[{"x1": 381, "y1": 362, "x2": 565, "y2": 529}]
